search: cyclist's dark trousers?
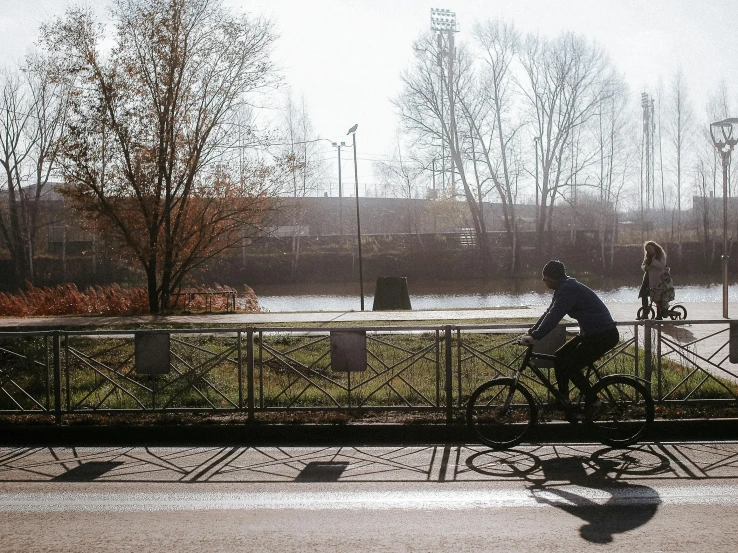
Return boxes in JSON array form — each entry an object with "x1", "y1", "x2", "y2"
[{"x1": 554, "y1": 327, "x2": 619, "y2": 400}]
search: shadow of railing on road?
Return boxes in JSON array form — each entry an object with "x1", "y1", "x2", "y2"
[{"x1": 2, "y1": 441, "x2": 738, "y2": 485}]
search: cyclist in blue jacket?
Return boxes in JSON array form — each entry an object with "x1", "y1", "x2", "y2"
[{"x1": 520, "y1": 260, "x2": 619, "y2": 406}]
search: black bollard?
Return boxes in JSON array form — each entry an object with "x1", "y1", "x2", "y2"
[{"x1": 372, "y1": 277, "x2": 412, "y2": 311}]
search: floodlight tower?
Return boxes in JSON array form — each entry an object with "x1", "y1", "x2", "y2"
[
  {"x1": 649, "y1": 96, "x2": 655, "y2": 206},
  {"x1": 641, "y1": 94, "x2": 655, "y2": 205},
  {"x1": 640, "y1": 92, "x2": 656, "y2": 239},
  {"x1": 431, "y1": 8, "x2": 458, "y2": 196}
]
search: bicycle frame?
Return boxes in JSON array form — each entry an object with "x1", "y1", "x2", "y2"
[
  {"x1": 644, "y1": 298, "x2": 684, "y2": 317},
  {"x1": 512, "y1": 345, "x2": 600, "y2": 409}
]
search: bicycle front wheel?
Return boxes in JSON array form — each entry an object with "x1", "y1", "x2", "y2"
[
  {"x1": 669, "y1": 305, "x2": 687, "y2": 320},
  {"x1": 466, "y1": 378, "x2": 537, "y2": 449},
  {"x1": 586, "y1": 375, "x2": 654, "y2": 448}
]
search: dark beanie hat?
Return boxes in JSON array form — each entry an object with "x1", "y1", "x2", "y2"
[{"x1": 542, "y1": 260, "x2": 567, "y2": 280}]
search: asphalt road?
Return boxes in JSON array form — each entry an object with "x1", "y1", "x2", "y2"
[{"x1": 2, "y1": 442, "x2": 738, "y2": 552}]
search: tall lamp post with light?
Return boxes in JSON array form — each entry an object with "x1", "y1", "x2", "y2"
[
  {"x1": 347, "y1": 123, "x2": 364, "y2": 311},
  {"x1": 710, "y1": 117, "x2": 738, "y2": 318}
]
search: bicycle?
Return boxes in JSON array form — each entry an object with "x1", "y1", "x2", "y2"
[
  {"x1": 466, "y1": 342, "x2": 654, "y2": 450},
  {"x1": 637, "y1": 300, "x2": 687, "y2": 321}
]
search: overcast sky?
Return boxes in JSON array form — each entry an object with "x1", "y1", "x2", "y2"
[{"x1": 2, "y1": 0, "x2": 737, "y2": 192}]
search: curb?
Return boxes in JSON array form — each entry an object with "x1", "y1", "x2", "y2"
[{"x1": 1, "y1": 419, "x2": 736, "y2": 446}]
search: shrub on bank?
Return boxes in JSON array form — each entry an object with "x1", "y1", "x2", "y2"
[{"x1": 0, "y1": 282, "x2": 261, "y2": 316}]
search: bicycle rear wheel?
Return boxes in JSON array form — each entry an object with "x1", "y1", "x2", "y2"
[
  {"x1": 586, "y1": 375, "x2": 654, "y2": 448},
  {"x1": 636, "y1": 306, "x2": 655, "y2": 320},
  {"x1": 466, "y1": 378, "x2": 537, "y2": 449}
]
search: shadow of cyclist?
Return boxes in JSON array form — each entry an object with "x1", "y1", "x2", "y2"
[
  {"x1": 464, "y1": 447, "x2": 666, "y2": 543},
  {"x1": 531, "y1": 456, "x2": 661, "y2": 544}
]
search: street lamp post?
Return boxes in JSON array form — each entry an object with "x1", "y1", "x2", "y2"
[
  {"x1": 332, "y1": 141, "x2": 346, "y2": 235},
  {"x1": 347, "y1": 124, "x2": 364, "y2": 311},
  {"x1": 331, "y1": 141, "x2": 345, "y2": 198},
  {"x1": 710, "y1": 118, "x2": 738, "y2": 319}
]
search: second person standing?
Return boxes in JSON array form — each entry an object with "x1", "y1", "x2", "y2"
[{"x1": 638, "y1": 240, "x2": 667, "y2": 319}]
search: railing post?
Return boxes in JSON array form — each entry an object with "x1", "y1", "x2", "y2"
[
  {"x1": 45, "y1": 335, "x2": 51, "y2": 412},
  {"x1": 643, "y1": 321, "x2": 653, "y2": 395},
  {"x1": 435, "y1": 329, "x2": 441, "y2": 406},
  {"x1": 247, "y1": 329, "x2": 255, "y2": 421},
  {"x1": 456, "y1": 328, "x2": 463, "y2": 407},
  {"x1": 445, "y1": 325, "x2": 453, "y2": 423},
  {"x1": 634, "y1": 321, "x2": 639, "y2": 379},
  {"x1": 237, "y1": 331, "x2": 243, "y2": 410},
  {"x1": 53, "y1": 331, "x2": 62, "y2": 425},
  {"x1": 656, "y1": 322, "x2": 662, "y2": 401}
]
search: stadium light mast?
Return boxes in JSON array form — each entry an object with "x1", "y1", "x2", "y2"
[{"x1": 431, "y1": 8, "x2": 458, "y2": 196}]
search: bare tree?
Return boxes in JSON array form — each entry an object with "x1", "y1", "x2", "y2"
[
  {"x1": 0, "y1": 60, "x2": 69, "y2": 288},
  {"x1": 663, "y1": 69, "x2": 694, "y2": 247},
  {"x1": 592, "y1": 76, "x2": 630, "y2": 270},
  {"x1": 701, "y1": 81, "x2": 736, "y2": 260},
  {"x1": 280, "y1": 91, "x2": 322, "y2": 279},
  {"x1": 693, "y1": 159, "x2": 716, "y2": 261},
  {"x1": 705, "y1": 81, "x2": 733, "y2": 197},
  {"x1": 395, "y1": 32, "x2": 495, "y2": 272},
  {"x1": 373, "y1": 132, "x2": 426, "y2": 235},
  {"x1": 40, "y1": 0, "x2": 278, "y2": 313},
  {"x1": 518, "y1": 31, "x2": 614, "y2": 254},
  {"x1": 471, "y1": 19, "x2": 523, "y2": 271}
]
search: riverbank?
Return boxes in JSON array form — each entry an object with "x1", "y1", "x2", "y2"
[{"x1": 3, "y1": 237, "x2": 733, "y2": 293}]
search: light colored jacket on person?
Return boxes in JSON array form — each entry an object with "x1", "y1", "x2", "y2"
[{"x1": 642, "y1": 254, "x2": 666, "y2": 295}]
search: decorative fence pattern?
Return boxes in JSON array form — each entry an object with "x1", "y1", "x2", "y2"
[{"x1": 1, "y1": 321, "x2": 737, "y2": 422}]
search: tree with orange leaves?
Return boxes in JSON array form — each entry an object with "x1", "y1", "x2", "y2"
[{"x1": 40, "y1": 0, "x2": 278, "y2": 313}]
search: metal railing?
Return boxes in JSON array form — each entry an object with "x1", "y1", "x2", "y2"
[{"x1": 1, "y1": 320, "x2": 736, "y2": 423}]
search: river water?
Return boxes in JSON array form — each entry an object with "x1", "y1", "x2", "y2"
[{"x1": 252, "y1": 276, "x2": 738, "y2": 312}]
